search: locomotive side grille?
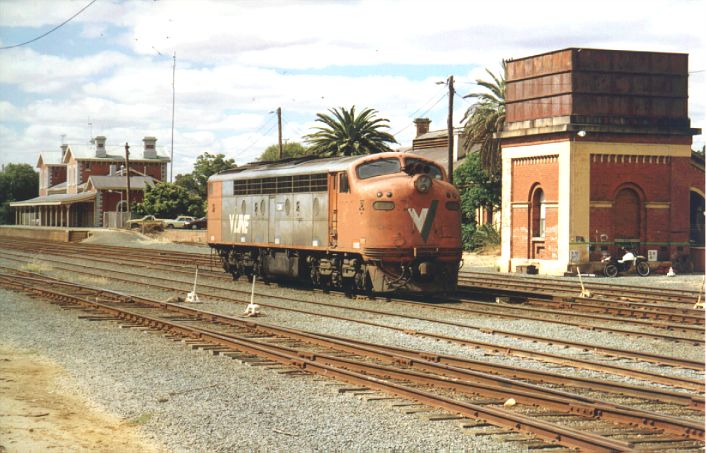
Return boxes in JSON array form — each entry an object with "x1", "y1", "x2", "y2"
[
  {"x1": 229, "y1": 173, "x2": 328, "y2": 196},
  {"x1": 262, "y1": 177, "x2": 276, "y2": 194},
  {"x1": 310, "y1": 174, "x2": 327, "y2": 191},
  {"x1": 277, "y1": 176, "x2": 293, "y2": 192},
  {"x1": 293, "y1": 175, "x2": 310, "y2": 192},
  {"x1": 246, "y1": 179, "x2": 262, "y2": 194}
]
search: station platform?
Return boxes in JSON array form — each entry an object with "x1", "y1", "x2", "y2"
[
  {"x1": 0, "y1": 225, "x2": 95, "y2": 242},
  {"x1": 0, "y1": 225, "x2": 208, "y2": 245}
]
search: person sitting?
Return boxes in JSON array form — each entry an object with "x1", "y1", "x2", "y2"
[{"x1": 618, "y1": 248, "x2": 635, "y2": 264}]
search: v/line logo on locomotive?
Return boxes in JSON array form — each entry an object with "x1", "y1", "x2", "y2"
[
  {"x1": 407, "y1": 200, "x2": 438, "y2": 242},
  {"x1": 229, "y1": 213, "x2": 250, "y2": 234}
]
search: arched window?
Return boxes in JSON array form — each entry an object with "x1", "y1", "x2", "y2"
[{"x1": 531, "y1": 187, "x2": 545, "y2": 238}]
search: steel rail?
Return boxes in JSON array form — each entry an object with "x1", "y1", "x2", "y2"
[
  {"x1": 0, "y1": 276, "x2": 678, "y2": 451},
  {"x1": 1, "y1": 246, "x2": 700, "y2": 346},
  {"x1": 1, "y1": 237, "x2": 700, "y2": 330},
  {"x1": 458, "y1": 272, "x2": 700, "y2": 305},
  {"x1": 1, "y1": 237, "x2": 698, "y2": 328},
  {"x1": 2, "y1": 270, "x2": 703, "y2": 405},
  {"x1": 0, "y1": 254, "x2": 703, "y2": 379},
  {"x1": 519, "y1": 296, "x2": 704, "y2": 324},
  {"x1": 460, "y1": 270, "x2": 703, "y2": 300},
  {"x1": 400, "y1": 296, "x2": 705, "y2": 334},
  {"x1": 0, "y1": 236, "x2": 695, "y2": 306}
]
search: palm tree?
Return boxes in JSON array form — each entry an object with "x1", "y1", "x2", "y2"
[
  {"x1": 304, "y1": 106, "x2": 397, "y2": 157},
  {"x1": 461, "y1": 61, "x2": 506, "y2": 175}
]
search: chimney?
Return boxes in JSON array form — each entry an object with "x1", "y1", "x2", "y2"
[
  {"x1": 94, "y1": 136, "x2": 107, "y2": 157},
  {"x1": 143, "y1": 136, "x2": 157, "y2": 159},
  {"x1": 60, "y1": 144, "x2": 69, "y2": 160},
  {"x1": 413, "y1": 118, "x2": 431, "y2": 137}
]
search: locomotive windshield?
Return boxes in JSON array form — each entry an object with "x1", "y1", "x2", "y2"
[
  {"x1": 403, "y1": 158, "x2": 443, "y2": 180},
  {"x1": 356, "y1": 158, "x2": 401, "y2": 179}
]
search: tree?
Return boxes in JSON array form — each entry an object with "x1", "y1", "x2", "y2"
[
  {"x1": 258, "y1": 142, "x2": 311, "y2": 161},
  {"x1": 174, "y1": 152, "x2": 235, "y2": 200},
  {"x1": 134, "y1": 182, "x2": 205, "y2": 218},
  {"x1": 0, "y1": 163, "x2": 39, "y2": 224},
  {"x1": 461, "y1": 61, "x2": 506, "y2": 175},
  {"x1": 304, "y1": 106, "x2": 397, "y2": 157},
  {"x1": 453, "y1": 151, "x2": 501, "y2": 251}
]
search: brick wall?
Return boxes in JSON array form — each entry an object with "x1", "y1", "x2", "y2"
[
  {"x1": 80, "y1": 160, "x2": 166, "y2": 183},
  {"x1": 589, "y1": 155, "x2": 694, "y2": 261},
  {"x1": 510, "y1": 155, "x2": 559, "y2": 260}
]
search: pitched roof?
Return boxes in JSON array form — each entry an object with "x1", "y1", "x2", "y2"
[
  {"x1": 86, "y1": 175, "x2": 156, "y2": 190},
  {"x1": 36, "y1": 151, "x2": 64, "y2": 167},
  {"x1": 10, "y1": 191, "x2": 96, "y2": 207},
  {"x1": 47, "y1": 181, "x2": 67, "y2": 194},
  {"x1": 62, "y1": 144, "x2": 170, "y2": 163}
]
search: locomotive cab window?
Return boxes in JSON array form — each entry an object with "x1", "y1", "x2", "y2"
[
  {"x1": 403, "y1": 158, "x2": 443, "y2": 180},
  {"x1": 339, "y1": 172, "x2": 349, "y2": 193},
  {"x1": 356, "y1": 158, "x2": 401, "y2": 180}
]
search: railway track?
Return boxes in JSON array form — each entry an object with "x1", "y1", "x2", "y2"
[
  {"x1": 0, "y1": 244, "x2": 702, "y2": 388},
  {"x1": 1, "y1": 238, "x2": 702, "y2": 339},
  {"x1": 458, "y1": 271, "x2": 701, "y2": 306},
  {"x1": 1, "y1": 269, "x2": 703, "y2": 451}
]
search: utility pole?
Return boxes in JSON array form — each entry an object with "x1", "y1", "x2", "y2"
[
  {"x1": 446, "y1": 75, "x2": 455, "y2": 185},
  {"x1": 170, "y1": 51, "x2": 176, "y2": 182},
  {"x1": 276, "y1": 107, "x2": 283, "y2": 159},
  {"x1": 125, "y1": 142, "x2": 132, "y2": 218}
]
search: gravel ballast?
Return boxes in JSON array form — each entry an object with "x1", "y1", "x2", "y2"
[
  {"x1": 1, "y1": 231, "x2": 703, "y2": 451},
  {"x1": 0, "y1": 288, "x2": 517, "y2": 452}
]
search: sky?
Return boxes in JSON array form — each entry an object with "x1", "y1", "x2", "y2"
[{"x1": 0, "y1": 0, "x2": 704, "y2": 178}]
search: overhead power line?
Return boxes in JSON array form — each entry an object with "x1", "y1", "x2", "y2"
[
  {"x1": 392, "y1": 91, "x2": 448, "y2": 137},
  {"x1": 0, "y1": 0, "x2": 98, "y2": 50}
]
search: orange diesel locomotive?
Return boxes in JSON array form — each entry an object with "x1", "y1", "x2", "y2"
[{"x1": 207, "y1": 152, "x2": 462, "y2": 294}]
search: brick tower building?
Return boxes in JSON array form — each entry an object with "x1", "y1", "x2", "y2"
[{"x1": 498, "y1": 48, "x2": 703, "y2": 274}]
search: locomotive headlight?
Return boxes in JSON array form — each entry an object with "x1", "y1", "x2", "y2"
[{"x1": 413, "y1": 174, "x2": 432, "y2": 193}]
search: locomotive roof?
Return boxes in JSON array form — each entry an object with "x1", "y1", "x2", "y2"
[{"x1": 209, "y1": 152, "x2": 415, "y2": 181}]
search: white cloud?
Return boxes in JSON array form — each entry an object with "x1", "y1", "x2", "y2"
[
  {"x1": 0, "y1": 0, "x2": 703, "y2": 171},
  {"x1": 0, "y1": 48, "x2": 132, "y2": 93}
]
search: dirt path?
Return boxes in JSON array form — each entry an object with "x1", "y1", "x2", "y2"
[{"x1": 0, "y1": 345, "x2": 162, "y2": 453}]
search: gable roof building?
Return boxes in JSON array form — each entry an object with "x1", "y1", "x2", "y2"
[{"x1": 11, "y1": 136, "x2": 169, "y2": 228}]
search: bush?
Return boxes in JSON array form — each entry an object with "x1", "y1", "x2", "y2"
[
  {"x1": 462, "y1": 223, "x2": 500, "y2": 252},
  {"x1": 469, "y1": 224, "x2": 500, "y2": 252}
]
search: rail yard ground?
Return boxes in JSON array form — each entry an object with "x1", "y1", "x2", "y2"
[{"x1": 0, "y1": 229, "x2": 703, "y2": 452}]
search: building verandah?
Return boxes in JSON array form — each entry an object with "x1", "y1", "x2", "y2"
[{"x1": 10, "y1": 193, "x2": 96, "y2": 228}]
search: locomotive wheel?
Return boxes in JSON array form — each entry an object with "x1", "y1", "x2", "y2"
[
  {"x1": 636, "y1": 261, "x2": 650, "y2": 277},
  {"x1": 604, "y1": 263, "x2": 619, "y2": 278},
  {"x1": 310, "y1": 267, "x2": 321, "y2": 287}
]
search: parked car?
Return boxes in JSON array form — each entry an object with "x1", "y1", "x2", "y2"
[
  {"x1": 163, "y1": 215, "x2": 197, "y2": 229},
  {"x1": 127, "y1": 215, "x2": 164, "y2": 229},
  {"x1": 184, "y1": 216, "x2": 207, "y2": 230}
]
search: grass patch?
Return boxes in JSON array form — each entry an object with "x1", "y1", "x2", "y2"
[
  {"x1": 52, "y1": 271, "x2": 109, "y2": 287},
  {"x1": 20, "y1": 258, "x2": 53, "y2": 274},
  {"x1": 126, "y1": 412, "x2": 153, "y2": 426}
]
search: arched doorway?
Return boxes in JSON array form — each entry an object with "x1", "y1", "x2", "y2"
[{"x1": 613, "y1": 186, "x2": 642, "y2": 242}]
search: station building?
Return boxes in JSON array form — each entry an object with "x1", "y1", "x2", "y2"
[
  {"x1": 498, "y1": 48, "x2": 704, "y2": 274},
  {"x1": 11, "y1": 136, "x2": 170, "y2": 228}
]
